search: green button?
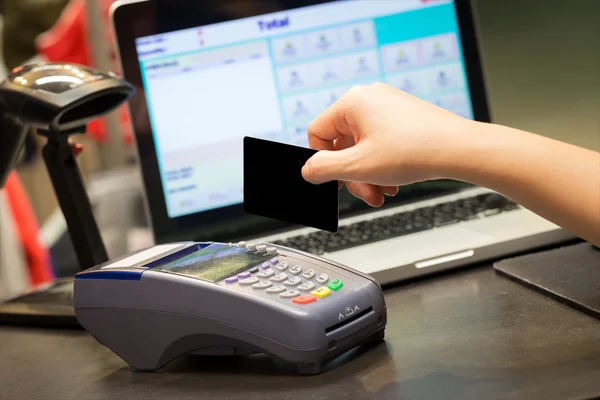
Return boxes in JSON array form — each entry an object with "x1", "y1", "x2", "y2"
[{"x1": 328, "y1": 278, "x2": 343, "y2": 291}]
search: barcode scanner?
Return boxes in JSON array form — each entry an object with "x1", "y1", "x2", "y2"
[{"x1": 0, "y1": 62, "x2": 134, "y2": 269}]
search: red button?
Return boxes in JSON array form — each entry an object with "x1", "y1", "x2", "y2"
[{"x1": 292, "y1": 295, "x2": 316, "y2": 304}]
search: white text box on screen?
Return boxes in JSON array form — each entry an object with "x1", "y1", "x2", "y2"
[{"x1": 146, "y1": 42, "x2": 283, "y2": 154}]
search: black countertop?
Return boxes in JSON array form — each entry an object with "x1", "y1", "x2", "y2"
[{"x1": 2, "y1": 266, "x2": 600, "y2": 400}]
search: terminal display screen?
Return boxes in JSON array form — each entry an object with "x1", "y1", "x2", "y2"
[{"x1": 153, "y1": 243, "x2": 271, "y2": 282}]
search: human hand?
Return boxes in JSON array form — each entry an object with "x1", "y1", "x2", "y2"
[{"x1": 301, "y1": 82, "x2": 474, "y2": 207}]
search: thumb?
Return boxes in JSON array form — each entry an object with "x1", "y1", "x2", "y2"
[{"x1": 302, "y1": 147, "x2": 359, "y2": 184}]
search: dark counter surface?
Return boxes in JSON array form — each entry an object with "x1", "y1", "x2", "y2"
[{"x1": 2, "y1": 266, "x2": 600, "y2": 400}]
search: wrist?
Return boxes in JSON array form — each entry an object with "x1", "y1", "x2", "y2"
[
  {"x1": 423, "y1": 118, "x2": 487, "y2": 183},
  {"x1": 433, "y1": 119, "x2": 542, "y2": 190}
]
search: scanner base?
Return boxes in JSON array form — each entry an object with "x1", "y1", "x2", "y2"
[{"x1": 0, "y1": 278, "x2": 80, "y2": 328}]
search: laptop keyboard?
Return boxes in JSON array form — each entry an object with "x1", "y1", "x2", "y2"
[{"x1": 271, "y1": 193, "x2": 519, "y2": 255}]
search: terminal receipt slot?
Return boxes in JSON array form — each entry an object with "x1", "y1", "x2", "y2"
[{"x1": 74, "y1": 241, "x2": 387, "y2": 374}]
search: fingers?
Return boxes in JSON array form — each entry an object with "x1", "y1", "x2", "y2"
[
  {"x1": 379, "y1": 185, "x2": 399, "y2": 197},
  {"x1": 307, "y1": 86, "x2": 364, "y2": 151},
  {"x1": 302, "y1": 146, "x2": 361, "y2": 184},
  {"x1": 344, "y1": 182, "x2": 397, "y2": 207},
  {"x1": 303, "y1": 85, "x2": 392, "y2": 205},
  {"x1": 333, "y1": 132, "x2": 356, "y2": 152},
  {"x1": 307, "y1": 103, "x2": 345, "y2": 150},
  {"x1": 333, "y1": 134, "x2": 355, "y2": 190},
  {"x1": 344, "y1": 181, "x2": 385, "y2": 207}
]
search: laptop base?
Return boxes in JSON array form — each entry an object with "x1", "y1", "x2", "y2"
[{"x1": 494, "y1": 242, "x2": 600, "y2": 319}]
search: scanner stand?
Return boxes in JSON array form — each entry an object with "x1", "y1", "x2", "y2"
[
  {"x1": 0, "y1": 126, "x2": 108, "y2": 328},
  {"x1": 39, "y1": 127, "x2": 108, "y2": 269}
]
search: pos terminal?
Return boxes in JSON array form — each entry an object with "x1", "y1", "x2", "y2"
[{"x1": 74, "y1": 240, "x2": 387, "y2": 374}]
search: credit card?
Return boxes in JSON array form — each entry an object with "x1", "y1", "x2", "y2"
[{"x1": 243, "y1": 136, "x2": 338, "y2": 232}]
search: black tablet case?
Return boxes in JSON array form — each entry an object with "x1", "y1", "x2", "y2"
[{"x1": 494, "y1": 242, "x2": 600, "y2": 319}]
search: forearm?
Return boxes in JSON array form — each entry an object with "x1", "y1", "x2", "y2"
[{"x1": 442, "y1": 121, "x2": 600, "y2": 246}]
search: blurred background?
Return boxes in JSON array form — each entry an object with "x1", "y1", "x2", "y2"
[{"x1": 0, "y1": 0, "x2": 598, "y2": 300}]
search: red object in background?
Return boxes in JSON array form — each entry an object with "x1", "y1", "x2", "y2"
[
  {"x1": 35, "y1": 0, "x2": 133, "y2": 145},
  {"x1": 4, "y1": 172, "x2": 55, "y2": 287},
  {"x1": 69, "y1": 140, "x2": 85, "y2": 158}
]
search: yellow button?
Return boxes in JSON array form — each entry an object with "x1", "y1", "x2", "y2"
[{"x1": 311, "y1": 287, "x2": 331, "y2": 298}]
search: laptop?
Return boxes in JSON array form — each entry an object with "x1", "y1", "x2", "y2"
[{"x1": 111, "y1": 0, "x2": 575, "y2": 286}]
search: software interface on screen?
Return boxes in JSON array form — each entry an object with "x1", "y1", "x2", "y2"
[{"x1": 136, "y1": 0, "x2": 474, "y2": 218}]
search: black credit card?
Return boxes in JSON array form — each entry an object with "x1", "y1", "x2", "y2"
[{"x1": 243, "y1": 136, "x2": 338, "y2": 232}]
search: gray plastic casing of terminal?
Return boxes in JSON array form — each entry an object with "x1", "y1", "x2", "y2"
[{"x1": 73, "y1": 242, "x2": 387, "y2": 374}]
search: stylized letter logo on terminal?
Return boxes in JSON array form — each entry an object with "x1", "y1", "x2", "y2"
[{"x1": 257, "y1": 16, "x2": 290, "y2": 31}]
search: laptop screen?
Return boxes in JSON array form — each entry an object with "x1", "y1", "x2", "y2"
[{"x1": 134, "y1": 0, "x2": 475, "y2": 220}]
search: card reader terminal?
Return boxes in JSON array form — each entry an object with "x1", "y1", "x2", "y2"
[{"x1": 74, "y1": 241, "x2": 387, "y2": 374}]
